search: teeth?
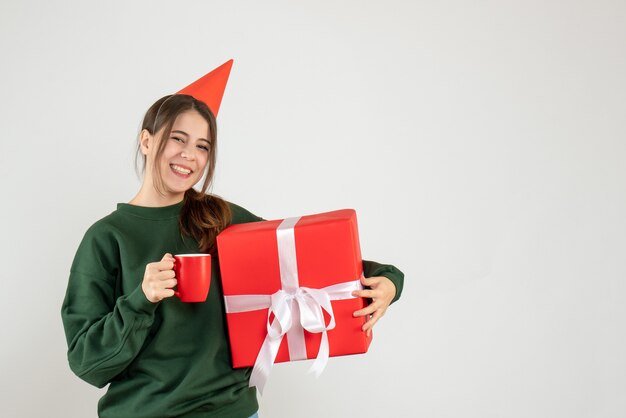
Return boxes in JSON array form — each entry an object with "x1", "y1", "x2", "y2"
[{"x1": 171, "y1": 165, "x2": 191, "y2": 175}]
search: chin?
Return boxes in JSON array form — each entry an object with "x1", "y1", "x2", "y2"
[
  {"x1": 168, "y1": 181, "x2": 201, "y2": 195},
  {"x1": 161, "y1": 183, "x2": 190, "y2": 196}
]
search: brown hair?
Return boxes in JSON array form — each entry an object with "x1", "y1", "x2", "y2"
[{"x1": 138, "y1": 94, "x2": 231, "y2": 253}]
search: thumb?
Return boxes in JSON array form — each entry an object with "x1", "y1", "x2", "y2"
[
  {"x1": 360, "y1": 275, "x2": 376, "y2": 287},
  {"x1": 162, "y1": 253, "x2": 175, "y2": 261}
]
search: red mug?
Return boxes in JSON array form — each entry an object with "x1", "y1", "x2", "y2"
[{"x1": 173, "y1": 254, "x2": 212, "y2": 302}]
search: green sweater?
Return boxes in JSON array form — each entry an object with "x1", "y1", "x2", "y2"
[{"x1": 61, "y1": 201, "x2": 404, "y2": 418}]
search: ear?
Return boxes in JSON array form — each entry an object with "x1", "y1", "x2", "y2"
[{"x1": 139, "y1": 129, "x2": 152, "y2": 156}]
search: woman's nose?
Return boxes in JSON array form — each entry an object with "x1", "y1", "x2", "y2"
[{"x1": 180, "y1": 145, "x2": 196, "y2": 160}]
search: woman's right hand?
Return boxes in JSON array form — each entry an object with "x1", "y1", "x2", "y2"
[{"x1": 142, "y1": 253, "x2": 177, "y2": 303}]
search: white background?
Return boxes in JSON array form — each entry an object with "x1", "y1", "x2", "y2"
[{"x1": 1, "y1": 1, "x2": 625, "y2": 417}]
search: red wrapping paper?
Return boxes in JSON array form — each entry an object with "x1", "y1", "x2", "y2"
[{"x1": 216, "y1": 209, "x2": 372, "y2": 368}]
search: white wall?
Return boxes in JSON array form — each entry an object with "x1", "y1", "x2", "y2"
[{"x1": 1, "y1": 1, "x2": 625, "y2": 417}]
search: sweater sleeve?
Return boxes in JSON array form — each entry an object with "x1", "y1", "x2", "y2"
[
  {"x1": 362, "y1": 259, "x2": 404, "y2": 304},
  {"x1": 61, "y1": 224, "x2": 159, "y2": 388}
]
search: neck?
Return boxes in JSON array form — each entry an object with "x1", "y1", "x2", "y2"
[{"x1": 129, "y1": 182, "x2": 185, "y2": 207}]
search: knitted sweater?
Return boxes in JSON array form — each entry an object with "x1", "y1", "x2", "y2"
[{"x1": 61, "y1": 201, "x2": 404, "y2": 417}]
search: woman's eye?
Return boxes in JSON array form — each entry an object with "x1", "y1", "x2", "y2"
[
  {"x1": 197, "y1": 145, "x2": 209, "y2": 152},
  {"x1": 172, "y1": 136, "x2": 184, "y2": 143}
]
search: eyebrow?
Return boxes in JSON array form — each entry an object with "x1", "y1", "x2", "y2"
[{"x1": 171, "y1": 130, "x2": 209, "y2": 143}]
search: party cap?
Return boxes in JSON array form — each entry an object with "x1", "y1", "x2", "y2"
[{"x1": 177, "y1": 59, "x2": 233, "y2": 117}]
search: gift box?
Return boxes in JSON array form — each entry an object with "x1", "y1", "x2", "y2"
[{"x1": 216, "y1": 209, "x2": 372, "y2": 391}]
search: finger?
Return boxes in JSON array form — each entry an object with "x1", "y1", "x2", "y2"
[
  {"x1": 362, "y1": 315, "x2": 379, "y2": 334},
  {"x1": 161, "y1": 278, "x2": 178, "y2": 289},
  {"x1": 362, "y1": 309, "x2": 385, "y2": 333},
  {"x1": 153, "y1": 259, "x2": 175, "y2": 271},
  {"x1": 158, "y1": 288, "x2": 176, "y2": 300},
  {"x1": 352, "y1": 289, "x2": 377, "y2": 299},
  {"x1": 145, "y1": 268, "x2": 174, "y2": 282},
  {"x1": 363, "y1": 314, "x2": 376, "y2": 329},
  {"x1": 353, "y1": 302, "x2": 379, "y2": 318},
  {"x1": 162, "y1": 253, "x2": 174, "y2": 261},
  {"x1": 157, "y1": 253, "x2": 175, "y2": 269},
  {"x1": 156, "y1": 270, "x2": 176, "y2": 281},
  {"x1": 360, "y1": 275, "x2": 378, "y2": 287}
]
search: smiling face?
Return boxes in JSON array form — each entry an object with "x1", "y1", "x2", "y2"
[
  {"x1": 139, "y1": 109, "x2": 211, "y2": 205},
  {"x1": 157, "y1": 110, "x2": 211, "y2": 196}
]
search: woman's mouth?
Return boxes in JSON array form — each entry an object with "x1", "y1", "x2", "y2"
[{"x1": 170, "y1": 164, "x2": 192, "y2": 177}]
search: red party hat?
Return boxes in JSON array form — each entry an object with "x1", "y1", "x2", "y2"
[{"x1": 177, "y1": 59, "x2": 233, "y2": 117}]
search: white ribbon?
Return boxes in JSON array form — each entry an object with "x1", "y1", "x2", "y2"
[{"x1": 223, "y1": 216, "x2": 363, "y2": 393}]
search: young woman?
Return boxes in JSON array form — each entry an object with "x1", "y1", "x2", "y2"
[{"x1": 61, "y1": 94, "x2": 404, "y2": 417}]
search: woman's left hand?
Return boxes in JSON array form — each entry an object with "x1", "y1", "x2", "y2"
[{"x1": 352, "y1": 275, "x2": 397, "y2": 337}]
